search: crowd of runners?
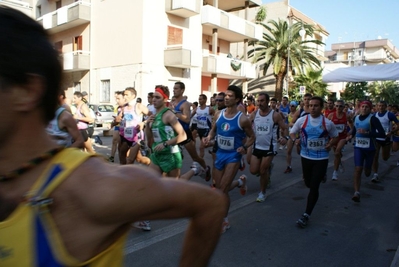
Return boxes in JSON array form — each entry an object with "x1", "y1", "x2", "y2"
[
  {"x1": 53, "y1": 82, "x2": 399, "y2": 230},
  {"x1": 2, "y1": 7, "x2": 399, "y2": 266}
]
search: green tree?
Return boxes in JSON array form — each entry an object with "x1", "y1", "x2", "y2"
[
  {"x1": 255, "y1": 6, "x2": 267, "y2": 23},
  {"x1": 341, "y1": 82, "x2": 368, "y2": 103},
  {"x1": 290, "y1": 68, "x2": 329, "y2": 99},
  {"x1": 368, "y1": 81, "x2": 399, "y2": 103},
  {"x1": 248, "y1": 19, "x2": 323, "y2": 101}
]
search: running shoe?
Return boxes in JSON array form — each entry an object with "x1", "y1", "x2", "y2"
[
  {"x1": 191, "y1": 162, "x2": 206, "y2": 180},
  {"x1": 279, "y1": 145, "x2": 284, "y2": 150},
  {"x1": 108, "y1": 156, "x2": 114, "y2": 163},
  {"x1": 256, "y1": 192, "x2": 266, "y2": 202},
  {"x1": 339, "y1": 162, "x2": 345, "y2": 173},
  {"x1": 284, "y1": 166, "x2": 292, "y2": 173},
  {"x1": 133, "y1": 221, "x2": 151, "y2": 231},
  {"x1": 239, "y1": 157, "x2": 246, "y2": 171},
  {"x1": 332, "y1": 171, "x2": 338, "y2": 181},
  {"x1": 371, "y1": 173, "x2": 380, "y2": 183},
  {"x1": 239, "y1": 175, "x2": 247, "y2": 196},
  {"x1": 221, "y1": 221, "x2": 231, "y2": 234},
  {"x1": 296, "y1": 213, "x2": 309, "y2": 228},
  {"x1": 352, "y1": 192, "x2": 360, "y2": 203},
  {"x1": 205, "y1": 165, "x2": 211, "y2": 182}
]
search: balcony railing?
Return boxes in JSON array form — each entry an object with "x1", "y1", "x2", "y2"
[
  {"x1": 0, "y1": 0, "x2": 31, "y2": 15},
  {"x1": 202, "y1": 54, "x2": 256, "y2": 79},
  {"x1": 63, "y1": 51, "x2": 90, "y2": 72},
  {"x1": 37, "y1": 1, "x2": 91, "y2": 34},
  {"x1": 165, "y1": 0, "x2": 200, "y2": 18},
  {"x1": 202, "y1": 5, "x2": 262, "y2": 42},
  {"x1": 164, "y1": 48, "x2": 198, "y2": 68}
]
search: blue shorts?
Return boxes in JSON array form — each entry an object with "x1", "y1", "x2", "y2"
[
  {"x1": 114, "y1": 126, "x2": 120, "y2": 131},
  {"x1": 354, "y1": 148, "x2": 375, "y2": 168},
  {"x1": 393, "y1": 135, "x2": 399, "y2": 143},
  {"x1": 214, "y1": 150, "x2": 242, "y2": 170}
]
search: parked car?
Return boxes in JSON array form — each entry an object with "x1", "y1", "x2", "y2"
[{"x1": 88, "y1": 104, "x2": 116, "y2": 127}]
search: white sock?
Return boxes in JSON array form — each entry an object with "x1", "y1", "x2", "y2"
[{"x1": 237, "y1": 179, "x2": 243, "y2": 187}]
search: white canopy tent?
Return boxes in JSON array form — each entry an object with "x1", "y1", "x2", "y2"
[{"x1": 322, "y1": 63, "x2": 399, "y2": 83}]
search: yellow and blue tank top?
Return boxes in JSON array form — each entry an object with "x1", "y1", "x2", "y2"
[{"x1": 0, "y1": 148, "x2": 128, "y2": 267}]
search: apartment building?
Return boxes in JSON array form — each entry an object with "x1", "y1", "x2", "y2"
[
  {"x1": 325, "y1": 38, "x2": 399, "y2": 66},
  {"x1": 1, "y1": 0, "x2": 262, "y2": 104},
  {"x1": 231, "y1": 0, "x2": 329, "y2": 95}
]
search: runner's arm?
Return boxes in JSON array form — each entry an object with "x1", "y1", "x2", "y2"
[
  {"x1": 59, "y1": 111, "x2": 84, "y2": 148},
  {"x1": 76, "y1": 160, "x2": 227, "y2": 267},
  {"x1": 240, "y1": 115, "x2": 255, "y2": 152},
  {"x1": 175, "y1": 102, "x2": 191, "y2": 124},
  {"x1": 165, "y1": 110, "x2": 187, "y2": 145}
]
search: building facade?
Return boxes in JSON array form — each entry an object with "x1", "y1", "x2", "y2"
[{"x1": 1, "y1": 0, "x2": 262, "y2": 104}]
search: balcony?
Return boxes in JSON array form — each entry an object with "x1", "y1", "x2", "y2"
[
  {"x1": 164, "y1": 48, "x2": 197, "y2": 68},
  {"x1": 165, "y1": 0, "x2": 201, "y2": 18},
  {"x1": 206, "y1": 0, "x2": 262, "y2": 12},
  {"x1": 63, "y1": 51, "x2": 90, "y2": 72},
  {"x1": 202, "y1": 54, "x2": 256, "y2": 79},
  {"x1": 37, "y1": 1, "x2": 91, "y2": 34},
  {"x1": 0, "y1": 0, "x2": 32, "y2": 16},
  {"x1": 202, "y1": 5, "x2": 262, "y2": 42}
]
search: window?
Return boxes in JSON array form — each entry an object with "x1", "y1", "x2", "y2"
[
  {"x1": 100, "y1": 80, "x2": 110, "y2": 103},
  {"x1": 37, "y1": 5, "x2": 41, "y2": 17},
  {"x1": 56, "y1": 0, "x2": 62, "y2": 9},
  {"x1": 73, "y1": 36, "x2": 83, "y2": 51},
  {"x1": 54, "y1": 41, "x2": 63, "y2": 54},
  {"x1": 208, "y1": 45, "x2": 220, "y2": 54},
  {"x1": 73, "y1": 82, "x2": 81, "y2": 92},
  {"x1": 167, "y1": 26, "x2": 183, "y2": 46}
]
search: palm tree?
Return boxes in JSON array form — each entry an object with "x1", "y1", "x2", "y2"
[
  {"x1": 368, "y1": 81, "x2": 399, "y2": 103},
  {"x1": 248, "y1": 19, "x2": 324, "y2": 100},
  {"x1": 289, "y1": 68, "x2": 329, "y2": 99}
]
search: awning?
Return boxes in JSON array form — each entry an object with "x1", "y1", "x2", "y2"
[{"x1": 322, "y1": 63, "x2": 399, "y2": 83}]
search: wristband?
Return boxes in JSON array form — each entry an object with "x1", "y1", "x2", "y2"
[
  {"x1": 163, "y1": 141, "x2": 169, "y2": 147},
  {"x1": 284, "y1": 136, "x2": 289, "y2": 140},
  {"x1": 291, "y1": 138, "x2": 297, "y2": 142}
]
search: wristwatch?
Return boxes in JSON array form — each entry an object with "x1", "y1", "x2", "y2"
[
  {"x1": 291, "y1": 138, "x2": 297, "y2": 142},
  {"x1": 163, "y1": 141, "x2": 169, "y2": 147}
]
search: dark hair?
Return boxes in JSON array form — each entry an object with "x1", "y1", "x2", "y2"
[
  {"x1": 258, "y1": 92, "x2": 270, "y2": 102},
  {"x1": 310, "y1": 96, "x2": 324, "y2": 107},
  {"x1": 199, "y1": 94, "x2": 207, "y2": 101},
  {"x1": 147, "y1": 92, "x2": 154, "y2": 97},
  {"x1": 0, "y1": 7, "x2": 62, "y2": 123},
  {"x1": 74, "y1": 91, "x2": 83, "y2": 98},
  {"x1": 217, "y1": 92, "x2": 226, "y2": 98},
  {"x1": 136, "y1": 97, "x2": 142, "y2": 103},
  {"x1": 193, "y1": 101, "x2": 198, "y2": 107},
  {"x1": 174, "y1": 81, "x2": 185, "y2": 90},
  {"x1": 270, "y1": 97, "x2": 277, "y2": 102},
  {"x1": 304, "y1": 93, "x2": 312, "y2": 98},
  {"x1": 282, "y1": 96, "x2": 288, "y2": 101},
  {"x1": 226, "y1": 85, "x2": 243, "y2": 102},
  {"x1": 115, "y1": 91, "x2": 124, "y2": 96},
  {"x1": 155, "y1": 85, "x2": 170, "y2": 98}
]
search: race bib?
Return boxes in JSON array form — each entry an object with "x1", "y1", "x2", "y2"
[
  {"x1": 355, "y1": 137, "x2": 370, "y2": 148},
  {"x1": 124, "y1": 127, "x2": 134, "y2": 139},
  {"x1": 255, "y1": 124, "x2": 270, "y2": 135},
  {"x1": 152, "y1": 128, "x2": 162, "y2": 143},
  {"x1": 335, "y1": 124, "x2": 345, "y2": 133},
  {"x1": 307, "y1": 138, "x2": 325, "y2": 150},
  {"x1": 383, "y1": 126, "x2": 390, "y2": 134},
  {"x1": 170, "y1": 145, "x2": 180, "y2": 154},
  {"x1": 197, "y1": 116, "x2": 208, "y2": 128},
  {"x1": 217, "y1": 135, "x2": 234, "y2": 150}
]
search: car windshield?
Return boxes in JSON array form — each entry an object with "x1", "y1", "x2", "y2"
[{"x1": 98, "y1": 105, "x2": 114, "y2": 112}]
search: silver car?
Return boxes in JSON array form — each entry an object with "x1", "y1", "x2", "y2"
[{"x1": 89, "y1": 104, "x2": 116, "y2": 126}]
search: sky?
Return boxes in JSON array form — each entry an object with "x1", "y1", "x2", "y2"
[{"x1": 261, "y1": 0, "x2": 399, "y2": 50}]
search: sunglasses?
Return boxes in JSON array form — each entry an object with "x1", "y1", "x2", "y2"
[
  {"x1": 335, "y1": 105, "x2": 343, "y2": 108},
  {"x1": 290, "y1": 105, "x2": 296, "y2": 107},
  {"x1": 215, "y1": 99, "x2": 224, "y2": 102}
]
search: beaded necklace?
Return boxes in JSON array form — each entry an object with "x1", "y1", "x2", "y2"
[{"x1": 0, "y1": 147, "x2": 64, "y2": 182}]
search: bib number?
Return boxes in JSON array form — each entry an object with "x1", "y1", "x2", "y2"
[
  {"x1": 256, "y1": 124, "x2": 270, "y2": 135},
  {"x1": 335, "y1": 124, "x2": 345, "y2": 133},
  {"x1": 152, "y1": 128, "x2": 162, "y2": 143},
  {"x1": 307, "y1": 138, "x2": 325, "y2": 150},
  {"x1": 355, "y1": 137, "x2": 370, "y2": 148},
  {"x1": 217, "y1": 135, "x2": 234, "y2": 150}
]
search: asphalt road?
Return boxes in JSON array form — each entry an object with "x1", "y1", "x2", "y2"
[{"x1": 92, "y1": 128, "x2": 399, "y2": 267}]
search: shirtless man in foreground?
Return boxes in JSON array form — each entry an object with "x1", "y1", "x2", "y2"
[{"x1": 0, "y1": 7, "x2": 226, "y2": 267}]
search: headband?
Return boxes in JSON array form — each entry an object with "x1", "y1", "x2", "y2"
[
  {"x1": 360, "y1": 101, "x2": 372, "y2": 109},
  {"x1": 155, "y1": 88, "x2": 169, "y2": 100}
]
